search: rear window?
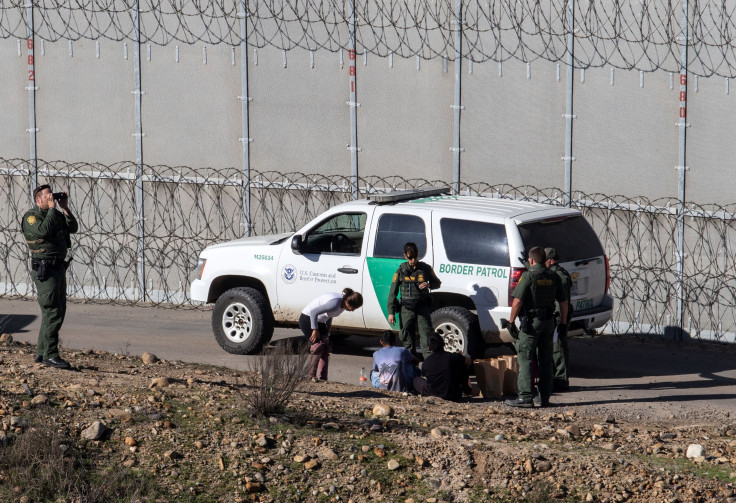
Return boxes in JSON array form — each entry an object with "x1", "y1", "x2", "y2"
[
  {"x1": 440, "y1": 218, "x2": 509, "y2": 266},
  {"x1": 518, "y1": 215, "x2": 604, "y2": 261}
]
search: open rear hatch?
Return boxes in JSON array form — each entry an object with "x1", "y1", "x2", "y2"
[{"x1": 517, "y1": 214, "x2": 609, "y2": 323}]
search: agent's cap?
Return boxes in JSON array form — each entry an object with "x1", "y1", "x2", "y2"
[
  {"x1": 544, "y1": 247, "x2": 558, "y2": 260},
  {"x1": 33, "y1": 184, "x2": 51, "y2": 200}
]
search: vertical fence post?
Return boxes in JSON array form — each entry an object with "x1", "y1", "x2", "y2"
[
  {"x1": 25, "y1": 1, "x2": 38, "y2": 195},
  {"x1": 348, "y1": 0, "x2": 359, "y2": 199},
  {"x1": 239, "y1": 0, "x2": 252, "y2": 237},
  {"x1": 676, "y1": 0, "x2": 689, "y2": 340},
  {"x1": 132, "y1": 1, "x2": 146, "y2": 301},
  {"x1": 451, "y1": 0, "x2": 463, "y2": 194},
  {"x1": 563, "y1": 0, "x2": 575, "y2": 208}
]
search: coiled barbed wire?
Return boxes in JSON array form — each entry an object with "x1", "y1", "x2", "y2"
[
  {"x1": 2, "y1": 158, "x2": 736, "y2": 342},
  {"x1": 1, "y1": 1, "x2": 736, "y2": 77}
]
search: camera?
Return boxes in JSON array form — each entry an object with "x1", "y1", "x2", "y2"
[{"x1": 52, "y1": 192, "x2": 68, "y2": 201}]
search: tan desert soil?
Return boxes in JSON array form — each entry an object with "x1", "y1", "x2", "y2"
[{"x1": 1, "y1": 338, "x2": 736, "y2": 502}]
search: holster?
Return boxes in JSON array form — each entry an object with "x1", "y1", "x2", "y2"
[{"x1": 519, "y1": 316, "x2": 531, "y2": 334}]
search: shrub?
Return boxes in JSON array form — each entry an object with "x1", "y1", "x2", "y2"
[{"x1": 238, "y1": 340, "x2": 310, "y2": 416}]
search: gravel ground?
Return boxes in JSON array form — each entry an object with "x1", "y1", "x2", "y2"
[{"x1": 1, "y1": 334, "x2": 736, "y2": 502}]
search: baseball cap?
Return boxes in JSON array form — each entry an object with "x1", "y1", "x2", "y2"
[
  {"x1": 544, "y1": 247, "x2": 558, "y2": 260},
  {"x1": 33, "y1": 184, "x2": 51, "y2": 200}
]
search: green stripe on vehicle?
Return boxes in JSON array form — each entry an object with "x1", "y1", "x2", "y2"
[{"x1": 366, "y1": 257, "x2": 405, "y2": 329}]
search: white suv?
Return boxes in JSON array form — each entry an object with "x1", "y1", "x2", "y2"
[{"x1": 190, "y1": 188, "x2": 613, "y2": 357}]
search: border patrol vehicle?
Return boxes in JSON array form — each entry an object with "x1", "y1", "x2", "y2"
[{"x1": 190, "y1": 188, "x2": 612, "y2": 357}]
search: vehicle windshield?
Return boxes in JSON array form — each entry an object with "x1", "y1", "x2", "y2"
[{"x1": 518, "y1": 216, "x2": 604, "y2": 261}]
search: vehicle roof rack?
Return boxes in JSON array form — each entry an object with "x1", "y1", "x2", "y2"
[{"x1": 368, "y1": 186, "x2": 451, "y2": 205}]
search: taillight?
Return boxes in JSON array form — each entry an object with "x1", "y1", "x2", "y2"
[
  {"x1": 604, "y1": 255, "x2": 610, "y2": 294},
  {"x1": 508, "y1": 267, "x2": 526, "y2": 306}
]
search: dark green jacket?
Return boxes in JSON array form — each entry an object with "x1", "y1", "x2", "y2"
[
  {"x1": 512, "y1": 264, "x2": 564, "y2": 313},
  {"x1": 21, "y1": 206, "x2": 78, "y2": 260},
  {"x1": 549, "y1": 263, "x2": 573, "y2": 320},
  {"x1": 387, "y1": 261, "x2": 441, "y2": 315}
]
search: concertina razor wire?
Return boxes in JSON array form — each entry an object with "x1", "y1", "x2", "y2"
[
  {"x1": 2, "y1": 158, "x2": 736, "y2": 342},
  {"x1": 0, "y1": 1, "x2": 736, "y2": 77}
]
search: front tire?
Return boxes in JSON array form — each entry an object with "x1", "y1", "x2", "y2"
[
  {"x1": 212, "y1": 287, "x2": 273, "y2": 355},
  {"x1": 431, "y1": 306, "x2": 483, "y2": 359}
]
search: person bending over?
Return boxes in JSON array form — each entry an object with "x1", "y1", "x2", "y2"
[{"x1": 299, "y1": 288, "x2": 363, "y2": 381}]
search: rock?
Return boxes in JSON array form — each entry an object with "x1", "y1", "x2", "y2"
[
  {"x1": 245, "y1": 481, "x2": 263, "y2": 493},
  {"x1": 149, "y1": 377, "x2": 171, "y2": 388},
  {"x1": 107, "y1": 409, "x2": 133, "y2": 421},
  {"x1": 194, "y1": 440, "x2": 205, "y2": 449},
  {"x1": 304, "y1": 459, "x2": 320, "y2": 470},
  {"x1": 605, "y1": 415, "x2": 616, "y2": 424},
  {"x1": 319, "y1": 447, "x2": 339, "y2": 461},
  {"x1": 430, "y1": 427, "x2": 444, "y2": 438},
  {"x1": 361, "y1": 445, "x2": 371, "y2": 453},
  {"x1": 374, "y1": 447, "x2": 386, "y2": 458},
  {"x1": 566, "y1": 425, "x2": 582, "y2": 437},
  {"x1": 164, "y1": 450, "x2": 182, "y2": 460},
  {"x1": 294, "y1": 454, "x2": 309, "y2": 463},
  {"x1": 81, "y1": 421, "x2": 109, "y2": 441},
  {"x1": 255, "y1": 436, "x2": 270, "y2": 448},
  {"x1": 124, "y1": 437, "x2": 137, "y2": 447},
  {"x1": 495, "y1": 434, "x2": 506, "y2": 441},
  {"x1": 586, "y1": 493, "x2": 594, "y2": 502},
  {"x1": 0, "y1": 333, "x2": 13, "y2": 344},
  {"x1": 372, "y1": 404, "x2": 394, "y2": 417},
  {"x1": 536, "y1": 460, "x2": 552, "y2": 472},
  {"x1": 524, "y1": 459, "x2": 534, "y2": 474},
  {"x1": 141, "y1": 352, "x2": 159, "y2": 364},
  {"x1": 30, "y1": 394, "x2": 48, "y2": 405},
  {"x1": 687, "y1": 444, "x2": 705, "y2": 459},
  {"x1": 387, "y1": 459, "x2": 400, "y2": 470}
]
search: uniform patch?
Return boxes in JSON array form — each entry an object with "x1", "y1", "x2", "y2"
[
  {"x1": 26, "y1": 215, "x2": 37, "y2": 225},
  {"x1": 392, "y1": 273, "x2": 398, "y2": 282}
]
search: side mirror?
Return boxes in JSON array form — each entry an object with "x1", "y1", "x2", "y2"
[{"x1": 291, "y1": 235, "x2": 303, "y2": 253}]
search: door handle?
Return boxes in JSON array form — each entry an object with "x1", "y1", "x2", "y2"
[{"x1": 337, "y1": 267, "x2": 359, "y2": 274}]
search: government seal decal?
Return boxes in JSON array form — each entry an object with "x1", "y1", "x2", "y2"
[{"x1": 26, "y1": 215, "x2": 37, "y2": 225}]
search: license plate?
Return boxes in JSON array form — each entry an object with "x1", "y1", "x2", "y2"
[{"x1": 575, "y1": 298, "x2": 594, "y2": 311}]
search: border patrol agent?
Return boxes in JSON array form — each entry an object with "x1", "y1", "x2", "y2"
[
  {"x1": 22, "y1": 184, "x2": 78, "y2": 369},
  {"x1": 504, "y1": 246, "x2": 568, "y2": 408},
  {"x1": 387, "y1": 242, "x2": 441, "y2": 359},
  {"x1": 546, "y1": 247, "x2": 573, "y2": 392}
]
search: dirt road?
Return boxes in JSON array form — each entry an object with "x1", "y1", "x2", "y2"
[{"x1": 3, "y1": 297, "x2": 735, "y2": 420}]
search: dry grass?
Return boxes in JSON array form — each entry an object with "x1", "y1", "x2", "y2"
[{"x1": 0, "y1": 413, "x2": 153, "y2": 502}]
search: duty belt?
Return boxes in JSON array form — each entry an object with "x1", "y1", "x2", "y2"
[
  {"x1": 30, "y1": 257, "x2": 65, "y2": 271},
  {"x1": 529, "y1": 307, "x2": 554, "y2": 321}
]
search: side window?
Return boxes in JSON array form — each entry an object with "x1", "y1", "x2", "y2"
[
  {"x1": 303, "y1": 212, "x2": 366, "y2": 255},
  {"x1": 440, "y1": 218, "x2": 509, "y2": 266},
  {"x1": 373, "y1": 214, "x2": 427, "y2": 259}
]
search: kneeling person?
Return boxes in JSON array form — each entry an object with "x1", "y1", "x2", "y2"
[
  {"x1": 371, "y1": 330, "x2": 418, "y2": 392},
  {"x1": 413, "y1": 333, "x2": 471, "y2": 402}
]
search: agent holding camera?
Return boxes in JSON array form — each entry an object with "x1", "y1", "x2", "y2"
[
  {"x1": 21, "y1": 185, "x2": 78, "y2": 369},
  {"x1": 387, "y1": 242, "x2": 441, "y2": 359}
]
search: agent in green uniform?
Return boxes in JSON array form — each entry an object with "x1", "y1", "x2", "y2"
[
  {"x1": 504, "y1": 246, "x2": 568, "y2": 408},
  {"x1": 545, "y1": 247, "x2": 573, "y2": 392},
  {"x1": 387, "y1": 242, "x2": 441, "y2": 359},
  {"x1": 21, "y1": 184, "x2": 78, "y2": 369}
]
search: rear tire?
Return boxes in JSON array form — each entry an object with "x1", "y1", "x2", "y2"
[
  {"x1": 431, "y1": 307, "x2": 483, "y2": 359},
  {"x1": 212, "y1": 287, "x2": 273, "y2": 355}
]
